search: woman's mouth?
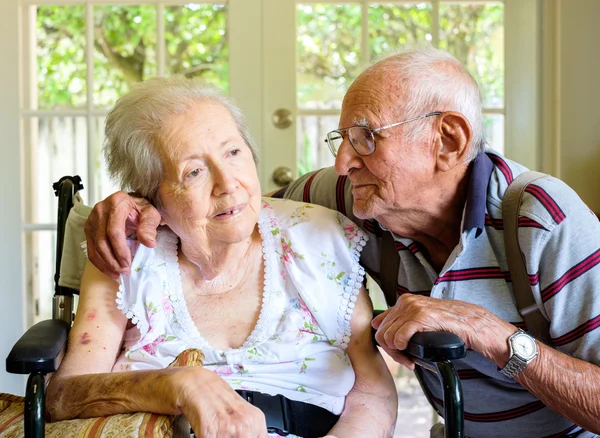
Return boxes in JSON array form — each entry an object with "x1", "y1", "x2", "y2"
[{"x1": 214, "y1": 204, "x2": 246, "y2": 219}]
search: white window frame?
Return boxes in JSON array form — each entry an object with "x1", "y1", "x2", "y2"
[{"x1": 293, "y1": 0, "x2": 540, "y2": 167}]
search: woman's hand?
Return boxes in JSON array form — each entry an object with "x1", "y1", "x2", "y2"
[{"x1": 172, "y1": 367, "x2": 269, "y2": 438}]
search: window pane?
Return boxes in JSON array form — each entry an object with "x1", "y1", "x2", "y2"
[
  {"x1": 297, "y1": 115, "x2": 338, "y2": 175},
  {"x1": 25, "y1": 231, "x2": 57, "y2": 324},
  {"x1": 483, "y1": 113, "x2": 504, "y2": 154},
  {"x1": 297, "y1": 4, "x2": 362, "y2": 109},
  {"x1": 36, "y1": 6, "x2": 86, "y2": 110},
  {"x1": 24, "y1": 117, "x2": 89, "y2": 224},
  {"x1": 165, "y1": 3, "x2": 229, "y2": 93},
  {"x1": 94, "y1": 6, "x2": 157, "y2": 108},
  {"x1": 92, "y1": 116, "x2": 121, "y2": 204},
  {"x1": 439, "y1": 2, "x2": 504, "y2": 108},
  {"x1": 369, "y1": 3, "x2": 433, "y2": 60}
]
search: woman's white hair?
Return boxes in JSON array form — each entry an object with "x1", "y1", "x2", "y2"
[
  {"x1": 369, "y1": 47, "x2": 486, "y2": 161},
  {"x1": 104, "y1": 76, "x2": 258, "y2": 205}
]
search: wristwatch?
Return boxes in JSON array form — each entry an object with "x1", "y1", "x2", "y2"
[{"x1": 499, "y1": 329, "x2": 538, "y2": 378}]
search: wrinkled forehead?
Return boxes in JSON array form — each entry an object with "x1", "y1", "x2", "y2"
[
  {"x1": 158, "y1": 102, "x2": 238, "y2": 157},
  {"x1": 340, "y1": 74, "x2": 406, "y2": 128}
]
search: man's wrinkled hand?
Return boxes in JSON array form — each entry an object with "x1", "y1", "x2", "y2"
[
  {"x1": 372, "y1": 294, "x2": 515, "y2": 367},
  {"x1": 84, "y1": 191, "x2": 161, "y2": 279}
]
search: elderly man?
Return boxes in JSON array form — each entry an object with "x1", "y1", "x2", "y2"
[{"x1": 85, "y1": 48, "x2": 600, "y2": 437}]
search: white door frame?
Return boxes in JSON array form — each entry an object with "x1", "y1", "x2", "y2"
[{"x1": 0, "y1": 0, "x2": 25, "y2": 395}]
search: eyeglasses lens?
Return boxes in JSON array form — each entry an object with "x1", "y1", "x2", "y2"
[{"x1": 327, "y1": 127, "x2": 374, "y2": 157}]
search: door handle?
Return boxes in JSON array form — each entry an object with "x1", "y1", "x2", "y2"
[{"x1": 272, "y1": 166, "x2": 294, "y2": 187}]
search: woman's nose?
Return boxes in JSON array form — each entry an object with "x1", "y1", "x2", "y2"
[
  {"x1": 334, "y1": 138, "x2": 363, "y2": 176},
  {"x1": 212, "y1": 165, "x2": 238, "y2": 196}
]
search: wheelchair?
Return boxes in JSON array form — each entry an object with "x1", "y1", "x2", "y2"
[{"x1": 5, "y1": 175, "x2": 467, "y2": 438}]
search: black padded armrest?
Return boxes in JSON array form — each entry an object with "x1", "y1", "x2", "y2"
[
  {"x1": 6, "y1": 319, "x2": 70, "y2": 374},
  {"x1": 407, "y1": 332, "x2": 466, "y2": 362}
]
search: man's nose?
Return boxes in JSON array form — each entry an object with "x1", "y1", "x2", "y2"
[{"x1": 334, "y1": 138, "x2": 363, "y2": 176}]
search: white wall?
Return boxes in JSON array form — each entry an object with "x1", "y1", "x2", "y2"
[
  {"x1": 0, "y1": 0, "x2": 25, "y2": 395},
  {"x1": 543, "y1": 0, "x2": 600, "y2": 212}
]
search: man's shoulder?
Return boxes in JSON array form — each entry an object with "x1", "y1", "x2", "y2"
[
  {"x1": 485, "y1": 152, "x2": 593, "y2": 231},
  {"x1": 283, "y1": 167, "x2": 354, "y2": 215}
]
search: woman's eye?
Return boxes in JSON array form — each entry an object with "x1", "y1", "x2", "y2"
[
  {"x1": 186, "y1": 168, "x2": 200, "y2": 178},
  {"x1": 230, "y1": 148, "x2": 241, "y2": 156}
]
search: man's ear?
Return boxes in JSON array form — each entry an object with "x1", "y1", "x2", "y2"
[{"x1": 433, "y1": 111, "x2": 472, "y2": 172}]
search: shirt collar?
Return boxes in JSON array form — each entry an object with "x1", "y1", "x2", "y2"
[{"x1": 462, "y1": 152, "x2": 494, "y2": 237}]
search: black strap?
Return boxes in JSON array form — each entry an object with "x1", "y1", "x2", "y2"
[
  {"x1": 380, "y1": 231, "x2": 400, "y2": 307},
  {"x1": 235, "y1": 390, "x2": 339, "y2": 437}
]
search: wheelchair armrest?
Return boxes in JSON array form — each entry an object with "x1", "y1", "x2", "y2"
[
  {"x1": 407, "y1": 331, "x2": 466, "y2": 362},
  {"x1": 6, "y1": 319, "x2": 70, "y2": 374}
]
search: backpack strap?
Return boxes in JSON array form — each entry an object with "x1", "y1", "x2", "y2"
[
  {"x1": 380, "y1": 231, "x2": 400, "y2": 308},
  {"x1": 502, "y1": 170, "x2": 551, "y2": 344}
]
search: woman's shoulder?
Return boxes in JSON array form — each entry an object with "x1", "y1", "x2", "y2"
[
  {"x1": 261, "y1": 196, "x2": 349, "y2": 229},
  {"x1": 126, "y1": 227, "x2": 178, "y2": 273},
  {"x1": 260, "y1": 197, "x2": 367, "y2": 260}
]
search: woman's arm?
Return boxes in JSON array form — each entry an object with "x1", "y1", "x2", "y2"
[
  {"x1": 326, "y1": 286, "x2": 398, "y2": 438},
  {"x1": 47, "y1": 261, "x2": 268, "y2": 438}
]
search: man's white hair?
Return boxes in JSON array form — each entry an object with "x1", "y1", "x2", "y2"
[
  {"x1": 104, "y1": 76, "x2": 258, "y2": 206},
  {"x1": 369, "y1": 47, "x2": 486, "y2": 161}
]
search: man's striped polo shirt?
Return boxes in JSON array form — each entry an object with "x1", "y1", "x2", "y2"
[{"x1": 283, "y1": 150, "x2": 600, "y2": 437}]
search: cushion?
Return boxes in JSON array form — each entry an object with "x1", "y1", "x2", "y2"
[
  {"x1": 58, "y1": 193, "x2": 92, "y2": 290},
  {"x1": 0, "y1": 349, "x2": 204, "y2": 437}
]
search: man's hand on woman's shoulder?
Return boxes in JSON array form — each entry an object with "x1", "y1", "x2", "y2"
[{"x1": 84, "y1": 191, "x2": 161, "y2": 279}]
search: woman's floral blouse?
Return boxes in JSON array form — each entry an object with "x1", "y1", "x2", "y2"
[{"x1": 112, "y1": 198, "x2": 368, "y2": 435}]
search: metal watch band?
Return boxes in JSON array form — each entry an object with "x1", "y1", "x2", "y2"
[{"x1": 500, "y1": 355, "x2": 527, "y2": 378}]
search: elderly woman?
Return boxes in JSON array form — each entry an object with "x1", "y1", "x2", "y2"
[{"x1": 46, "y1": 76, "x2": 397, "y2": 438}]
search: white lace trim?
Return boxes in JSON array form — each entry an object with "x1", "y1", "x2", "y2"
[
  {"x1": 116, "y1": 282, "x2": 149, "y2": 346},
  {"x1": 335, "y1": 223, "x2": 368, "y2": 350},
  {"x1": 161, "y1": 209, "x2": 277, "y2": 352}
]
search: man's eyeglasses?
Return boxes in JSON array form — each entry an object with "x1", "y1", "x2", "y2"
[{"x1": 325, "y1": 111, "x2": 443, "y2": 157}]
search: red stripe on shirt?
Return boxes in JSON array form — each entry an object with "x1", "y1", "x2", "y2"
[
  {"x1": 436, "y1": 267, "x2": 511, "y2": 284},
  {"x1": 395, "y1": 242, "x2": 408, "y2": 251},
  {"x1": 552, "y1": 314, "x2": 600, "y2": 346},
  {"x1": 487, "y1": 153, "x2": 514, "y2": 184},
  {"x1": 336, "y1": 175, "x2": 348, "y2": 216},
  {"x1": 430, "y1": 396, "x2": 545, "y2": 422},
  {"x1": 512, "y1": 321, "x2": 527, "y2": 329},
  {"x1": 528, "y1": 272, "x2": 540, "y2": 286},
  {"x1": 408, "y1": 243, "x2": 420, "y2": 255},
  {"x1": 525, "y1": 185, "x2": 566, "y2": 224},
  {"x1": 541, "y1": 249, "x2": 600, "y2": 302},
  {"x1": 363, "y1": 220, "x2": 377, "y2": 233},
  {"x1": 484, "y1": 214, "x2": 504, "y2": 230},
  {"x1": 464, "y1": 400, "x2": 545, "y2": 422},
  {"x1": 302, "y1": 171, "x2": 319, "y2": 203},
  {"x1": 518, "y1": 217, "x2": 548, "y2": 230}
]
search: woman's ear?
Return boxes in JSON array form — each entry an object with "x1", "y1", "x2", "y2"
[{"x1": 434, "y1": 111, "x2": 472, "y2": 172}]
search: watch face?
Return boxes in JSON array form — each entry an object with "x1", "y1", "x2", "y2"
[{"x1": 513, "y1": 333, "x2": 537, "y2": 359}]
